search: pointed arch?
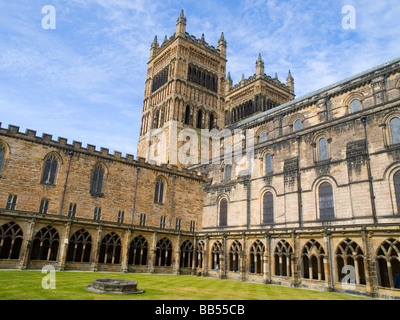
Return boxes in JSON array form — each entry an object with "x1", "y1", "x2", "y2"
[
  {"x1": 0, "y1": 222, "x2": 23, "y2": 260},
  {"x1": 66, "y1": 229, "x2": 92, "y2": 263},
  {"x1": 128, "y1": 235, "x2": 148, "y2": 266},
  {"x1": 30, "y1": 226, "x2": 59, "y2": 261},
  {"x1": 98, "y1": 232, "x2": 121, "y2": 264}
]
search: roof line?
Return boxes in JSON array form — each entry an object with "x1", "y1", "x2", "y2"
[{"x1": 228, "y1": 56, "x2": 400, "y2": 129}]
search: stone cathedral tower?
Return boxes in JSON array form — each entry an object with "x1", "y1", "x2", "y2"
[{"x1": 137, "y1": 10, "x2": 228, "y2": 166}]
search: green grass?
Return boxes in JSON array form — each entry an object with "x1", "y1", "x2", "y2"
[{"x1": 0, "y1": 270, "x2": 372, "y2": 300}]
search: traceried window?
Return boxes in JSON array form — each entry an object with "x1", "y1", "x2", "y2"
[
  {"x1": 319, "y1": 138, "x2": 328, "y2": 161},
  {"x1": 376, "y1": 238, "x2": 400, "y2": 288},
  {"x1": 155, "y1": 237, "x2": 172, "y2": 267},
  {"x1": 302, "y1": 239, "x2": 325, "y2": 280},
  {"x1": 319, "y1": 182, "x2": 334, "y2": 220},
  {"x1": 249, "y1": 240, "x2": 264, "y2": 274},
  {"x1": 219, "y1": 198, "x2": 228, "y2": 227},
  {"x1": 98, "y1": 232, "x2": 121, "y2": 264},
  {"x1": 0, "y1": 222, "x2": 23, "y2": 260},
  {"x1": 294, "y1": 119, "x2": 303, "y2": 132},
  {"x1": 154, "y1": 178, "x2": 165, "y2": 204},
  {"x1": 90, "y1": 165, "x2": 104, "y2": 197},
  {"x1": 390, "y1": 117, "x2": 400, "y2": 145},
  {"x1": 274, "y1": 240, "x2": 293, "y2": 277},
  {"x1": 41, "y1": 155, "x2": 58, "y2": 185},
  {"x1": 66, "y1": 229, "x2": 92, "y2": 263},
  {"x1": 128, "y1": 235, "x2": 148, "y2": 266},
  {"x1": 30, "y1": 226, "x2": 59, "y2": 261},
  {"x1": 350, "y1": 99, "x2": 362, "y2": 113},
  {"x1": 180, "y1": 240, "x2": 194, "y2": 268}
]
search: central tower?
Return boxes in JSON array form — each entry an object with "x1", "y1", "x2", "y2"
[{"x1": 138, "y1": 10, "x2": 227, "y2": 166}]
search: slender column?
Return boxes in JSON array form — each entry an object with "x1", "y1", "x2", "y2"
[{"x1": 173, "y1": 233, "x2": 181, "y2": 274}]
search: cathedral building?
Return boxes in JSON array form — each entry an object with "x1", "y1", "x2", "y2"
[{"x1": 1, "y1": 11, "x2": 400, "y2": 299}]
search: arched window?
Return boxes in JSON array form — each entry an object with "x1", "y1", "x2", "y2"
[
  {"x1": 335, "y1": 239, "x2": 366, "y2": 285},
  {"x1": 66, "y1": 229, "x2": 92, "y2": 263},
  {"x1": 302, "y1": 240, "x2": 325, "y2": 280},
  {"x1": 319, "y1": 138, "x2": 328, "y2": 161},
  {"x1": 211, "y1": 241, "x2": 222, "y2": 270},
  {"x1": 225, "y1": 165, "x2": 231, "y2": 181},
  {"x1": 0, "y1": 222, "x2": 23, "y2": 260},
  {"x1": 154, "y1": 178, "x2": 165, "y2": 204},
  {"x1": 274, "y1": 240, "x2": 293, "y2": 277},
  {"x1": 229, "y1": 241, "x2": 242, "y2": 272},
  {"x1": 128, "y1": 235, "x2": 148, "y2": 266},
  {"x1": 196, "y1": 110, "x2": 203, "y2": 129},
  {"x1": 219, "y1": 198, "x2": 228, "y2": 227},
  {"x1": 184, "y1": 106, "x2": 191, "y2": 125},
  {"x1": 155, "y1": 238, "x2": 172, "y2": 267},
  {"x1": 209, "y1": 113, "x2": 215, "y2": 131},
  {"x1": 0, "y1": 144, "x2": 5, "y2": 172},
  {"x1": 265, "y1": 154, "x2": 272, "y2": 174},
  {"x1": 30, "y1": 226, "x2": 59, "y2": 261},
  {"x1": 350, "y1": 99, "x2": 362, "y2": 113},
  {"x1": 90, "y1": 165, "x2": 104, "y2": 197},
  {"x1": 98, "y1": 232, "x2": 121, "y2": 264},
  {"x1": 263, "y1": 192, "x2": 274, "y2": 224},
  {"x1": 390, "y1": 117, "x2": 400, "y2": 145},
  {"x1": 260, "y1": 132, "x2": 268, "y2": 143},
  {"x1": 249, "y1": 240, "x2": 264, "y2": 274},
  {"x1": 294, "y1": 119, "x2": 303, "y2": 132},
  {"x1": 319, "y1": 182, "x2": 334, "y2": 220},
  {"x1": 180, "y1": 240, "x2": 194, "y2": 268},
  {"x1": 41, "y1": 155, "x2": 58, "y2": 185},
  {"x1": 376, "y1": 239, "x2": 400, "y2": 288},
  {"x1": 394, "y1": 171, "x2": 400, "y2": 214}
]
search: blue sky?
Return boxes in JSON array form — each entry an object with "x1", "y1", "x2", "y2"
[{"x1": 1, "y1": 0, "x2": 399, "y2": 157}]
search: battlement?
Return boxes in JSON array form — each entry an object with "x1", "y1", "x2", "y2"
[{"x1": 0, "y1": 123, "x2": 207, "y2": 181}]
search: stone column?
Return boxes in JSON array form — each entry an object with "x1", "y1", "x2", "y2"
[
  {"x1": 148, "y1": 231, "x2": 158, "y2": 273},
  {"x1": 204, "y1": 235, "x2": 209, "y2": 276},
  {"x1": 191, "y1": 236, "x2": 197, "y2": 275},
  {"x1": 264, "y1": 233, "x2": 270, "y2": 284},
  {"x1": 362, "y1": 230, "x2": 376, "y2": 295},
  {"x1": 173, "y1": 233, "x2": 181, "y2": 275},
  {"x1": 19, "y1": 215, "x2": 37, "y2": 270},
  {"x1": 120, "y1": 228, "x2": 132, "y2": 273},
  {"x1": 59, "y1": 221, "x2": 72, "y2": 271},
  {"x1": 221, "y1": 234, "x2": 227, "y2": 279},
  {"x1": 240, "y1": 232, "x2": 246, "y2": 282},
  {"x1": 91, "y1": 224, "x2": 103, "y2": 272}
]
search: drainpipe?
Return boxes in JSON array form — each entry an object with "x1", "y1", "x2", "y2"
[
  {"x1": 169, "y1": 175, "x2": 176, "y2": 229},
  {"x1": 59, "y1": 151, "x2": 73, "y2": 216},
  {"x1": 131, "y1": 167, "x2": 140, "y2": 225},
  {"x1": 361, "y1": 116, "x2": 378, "y2": 225},
  {"x1": 296, "y1": 136, "x2": 303, "y2": 228}
]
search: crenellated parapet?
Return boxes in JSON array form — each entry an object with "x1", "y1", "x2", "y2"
[{"x1": 0, "y1": 123, "x2": 207, "y2": 181}]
